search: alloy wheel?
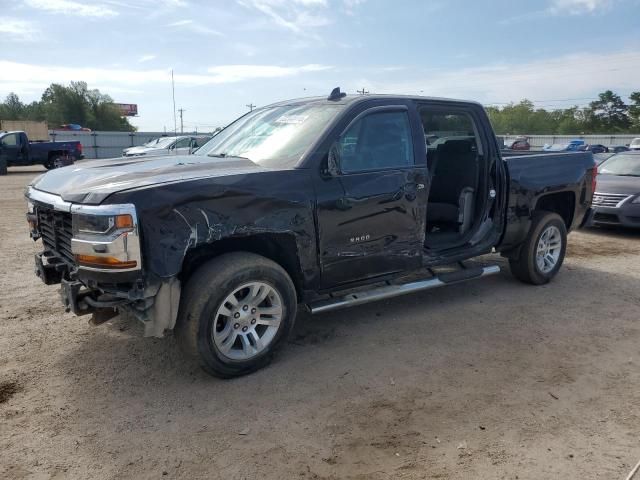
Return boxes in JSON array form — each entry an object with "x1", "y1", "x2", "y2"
[
  {"x1": 212, "y1": 282, "x2": 283, "y2": 360},
  {"x1": 536, "y1": 225, "x2": 562, "y2": 274}
]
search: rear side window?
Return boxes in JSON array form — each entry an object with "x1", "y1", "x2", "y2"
[
  {"x1": 339, "y1": 111, "x2": 414, "y2": 173},
  {"x1": 420, "y1": 111, "x2": 479, "y2": 150}
]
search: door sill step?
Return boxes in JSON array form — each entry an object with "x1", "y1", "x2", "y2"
[{"x1": 309, "y1": 265, "x2": 500, "y2": 314}]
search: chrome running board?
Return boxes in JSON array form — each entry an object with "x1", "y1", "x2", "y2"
[{"x1": 309, "y1": 265, "x2": 500, "y2": 314}]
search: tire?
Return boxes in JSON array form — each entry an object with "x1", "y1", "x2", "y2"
[
  {"x1": 509, "y1": 211, "x2": 567, "y2": 285},
  {"x1": 0, "y1": 155, "x2": 7, "y2": 176},
  {"x1": 175, "y1": 252, "x2": 297, "y2": 378},
  {"x1": 45, "y1": 155, "x2": 74, "y2": 170}
]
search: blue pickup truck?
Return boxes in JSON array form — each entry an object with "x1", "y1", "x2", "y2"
[{"x1": 0, "y1": 130, "x2": 83, "y2": 175}]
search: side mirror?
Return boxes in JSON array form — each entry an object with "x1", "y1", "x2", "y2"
[{"x1": 327, "y1": 142, "x2": 341, "y2": 176}]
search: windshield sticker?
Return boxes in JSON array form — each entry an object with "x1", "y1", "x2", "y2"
[{"x1": 275, "y1": 115, "x2": 309, "y2": 125}]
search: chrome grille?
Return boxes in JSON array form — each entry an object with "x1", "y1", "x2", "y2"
[
  {"x1": 37, "y1": 208, "x2": 74, "y2": 264},
  {"x1": 592, "y1": 192, "x2": 631, "y2": 208}
]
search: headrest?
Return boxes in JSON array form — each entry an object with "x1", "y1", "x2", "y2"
[{"x1": 437, "y1": 139, "x2": 473, "y2": 154}]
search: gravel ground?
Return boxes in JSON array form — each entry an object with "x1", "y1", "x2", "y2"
[{"x1": 1, "y1": 166, "x2": 639, "y2": 480}]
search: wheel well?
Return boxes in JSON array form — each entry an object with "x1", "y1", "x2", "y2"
[
  {"x1": 535, "y1": 192, "x2": 575, "y2": 228},
  {"x1": 47, "y1": 150, "x2": 66, "y2": 160},
  {"x1": 180, "y1": 234, "x2": 304, "y2": 299}
]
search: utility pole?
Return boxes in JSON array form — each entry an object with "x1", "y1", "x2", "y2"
[
  {"x1": 171, "y1": 70, "x2": 177, "y2": 135},
  {"x1": 357, "y1": 88, "x2": 369, "y2": 95},
  {"x1": 178, "y1": 108, "x2": 185, "y2": 134},
  {"x1": 246, "y1": 103, "x2": 255, "y2": 112}
]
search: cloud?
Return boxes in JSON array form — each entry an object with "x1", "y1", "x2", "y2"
[
  {"x1": 138, "y1": 54, "x2": 157, "y2": 63},
  {"x1": 0, "y1": 18, "x2": 40, "y2": 42},
  {"x1": 343, "y1": 0, "x2": 366, "y2": 14},
  {"x1": 502, "y1": 0, "x2": 613, "y2": 24},
  {"x1": 237, "y1": 0, "x2": 330, "y2": 34},
  {"x1": 0, "y1": 61, "x2": 334, "y2": 95},
  {"x1": 167, "y1": 19, "x2": 224, "y2": 37},
  {"x1": 548, "y1": 0, "x2": 613, "y2": 14},
  {"x1": 24, "y1": 0, "x2": 118, "y2": 18},
  {"x1": 345, "y1": 50, "x2": 640, "y2": 108},
  {"x1": 205, "y1": 64, "x2": 332, "y2": 83}
]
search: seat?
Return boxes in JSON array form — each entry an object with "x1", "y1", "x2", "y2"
[{"x1": 426, "y1": 139, "x2": 477, "y2": 234}]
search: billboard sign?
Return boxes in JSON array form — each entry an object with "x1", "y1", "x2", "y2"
[{"x1": 114, "y1": 103, "x2": 138, "y2": 116}]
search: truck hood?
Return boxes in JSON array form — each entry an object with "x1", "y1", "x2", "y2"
[
  {"x1": 596, "y1": 174, "x2": 640, "y2": 196},
  {"x1": 31, "y1": 154, "x2": 270, "y2": 204}
]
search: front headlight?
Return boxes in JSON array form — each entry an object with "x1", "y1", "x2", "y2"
[
  {"x1": 632, "y1": 196, "x2": 640, "y2": 204},
  {"x1": 72, "y1": 213, "x2": 133, "y2": 236},
  {"x1": 70, "y1": 204, "x2": 141, "y2": 272}
]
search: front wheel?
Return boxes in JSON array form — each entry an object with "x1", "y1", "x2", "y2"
[
  {"x1": 509, "y1": 211, "x2": 567, "y2": 285},
  {"x1": 175, "y1": 252, "x2": 297, "y2": 378}
]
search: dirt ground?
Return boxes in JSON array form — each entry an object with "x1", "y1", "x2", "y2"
[{"x1": 1, "y1": 166, "x2": 639, "y2": 480}]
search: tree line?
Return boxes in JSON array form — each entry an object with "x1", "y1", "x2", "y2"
[
  {"x1": 486, "y1": 90, "x2": 640, "y2": 135},
  {"x1": 0, "y1": 81, "x2": 135, "y2": 132}
]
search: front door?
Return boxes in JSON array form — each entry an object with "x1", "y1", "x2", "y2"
[
  {"x1": 173, "y1": 137, "x2": 192, "y2": 155},
  {"x1": 0, "y1": 133, "x2": 20, "y2": 165},
  {"x1": 316, "y1": 106, "x2": 427, "y2": 287}
]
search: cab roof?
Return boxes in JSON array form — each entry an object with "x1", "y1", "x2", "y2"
[{"x1": 266, "y1": 93, "x2": 483, "y2": 109}]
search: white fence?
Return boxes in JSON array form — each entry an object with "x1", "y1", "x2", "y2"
[
  {"x1": 48, "y1": 131, "x2": 213, "y2": 159},
  {"x1": 506, "y1": 135, "x2": 639, "y2": 148}
]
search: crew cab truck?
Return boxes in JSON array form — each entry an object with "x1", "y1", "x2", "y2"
[
  {"x1": 0, "y1": 130, "x2": 83, "y2": 175},
  {"x1": 25, "y1": 89, "x2": 596, "y2": 378}
]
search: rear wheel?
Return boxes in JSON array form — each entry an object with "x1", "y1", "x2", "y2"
[
  {"x1": 0, "y1": 155, "x2": 7, "y2": 176},
  {"x1": 509, "y1": 211, "x2": 567, "y2": 285},
  {"x1": 175, "y1": 252, "x2": 297, "y2": 378},
  {"x1": 44, "y1": 155, "x2": 73, "y2": 170}
]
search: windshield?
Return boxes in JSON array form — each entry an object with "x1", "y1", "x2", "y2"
[
  {"x1": 194, "y1": 103, "x2": 343, "y2": 168},
  {"x1": 142, "y1": 138, "x2": 162, "y2": 147},
  {"x1": 138, "y1": 137, "x2": 175, "y2": 149},
  {"x1": 631, "y1": 138, "x2": 640, "y2": 146},
  {"x1": 599, "y1": 154, "x2": 640, "y2": 176}
]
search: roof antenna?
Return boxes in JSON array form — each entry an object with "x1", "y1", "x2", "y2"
[{"x1": 327, "y1": 87, "x2": 347, "y2": 101}]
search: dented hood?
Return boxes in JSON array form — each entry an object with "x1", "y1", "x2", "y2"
[{"x1": 31, "y1": 155, "x2": 270, "y2": 204}]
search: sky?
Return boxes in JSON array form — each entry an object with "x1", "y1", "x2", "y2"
[{"x1": 1, "y1": 0, "x2": 640, "y2": 132}]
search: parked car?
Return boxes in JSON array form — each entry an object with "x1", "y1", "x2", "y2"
[
  {"x1": 543, "y1": 139, "x2": 586, "y2": 152},
  {"x1": 25, "y1": 89, "x2": 596, "y2": 378},
  {"x1": 55, "y1": 124, "x2": 92, "y2": 132},
  {"x1": 122, "y1": 135, "x2": 211, "y2": 157},
  {"x1": 630, "y1": 138, "x2": 640, "y2": 151},
  {"x1": 610, "y1": 145, "x2": 630, "y2": 153},
  {"x1": 590, "y1": 151, "x2": 640, "y2": 228},
  {"x1": 584, "y1": 144, "x2": 609, "y2": 154},
  {"x1": 0, "y1": 130, "x2": 83, "y2": 175},
  {"x1": 505, "y1": 137, "x2": 530, "y2": 150}
]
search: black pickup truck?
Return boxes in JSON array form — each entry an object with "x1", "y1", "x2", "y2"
[
  {"x1": 25, "y1": 90, "x2": 596, "y2": 378},
  {"x1": 0, "y1": 130, "x2": 83, "y2": 175}
]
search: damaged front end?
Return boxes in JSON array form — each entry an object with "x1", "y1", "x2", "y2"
[{"x1": 26, "y1": 187, "x2": 180, "y2": 337}]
